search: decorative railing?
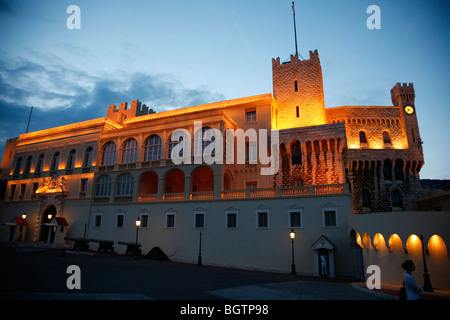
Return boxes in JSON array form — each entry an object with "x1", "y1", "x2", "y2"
[{"x1": 136, "y1": 183, "x2": 348, "y2": 202}]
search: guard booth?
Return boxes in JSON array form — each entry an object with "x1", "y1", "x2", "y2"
[
  {"x1": 41, "y1": 217, "x2": 68, "y2": 246},
  {"x1": 2, "y1": 216, "x2": 28, "y2": 241},
  {"x1": 312, "y1": 235, "x2": 335, "y2": 278}
]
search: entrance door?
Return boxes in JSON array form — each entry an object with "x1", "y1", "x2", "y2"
[
  {"x1": 318, "y1": 249, "x2": 329, "y2": 276},
  {"x1": 39, "y1": 205, "x2": 56, "y2": 242}
]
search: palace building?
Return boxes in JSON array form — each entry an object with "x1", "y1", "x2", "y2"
[{"x1": 1, "y1": 49, "x2": 449, "y2": 288}]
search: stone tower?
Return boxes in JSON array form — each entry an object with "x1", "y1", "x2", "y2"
[
  {"x1": 272, "y1": 50, "x2": 326, "y2": 129},
  {"x1": 390, "y1": 83, "x2": 422, "y2": 152}
]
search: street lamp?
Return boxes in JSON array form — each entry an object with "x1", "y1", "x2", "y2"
[
  {"x1": 19, "y1": 213, "x2": 27, "y2": 241},
  {"x1": 420, "y1": 234, "x2": 433, "y2": 292},
  {"x1": 134, "y1": 217, "x2": 141, "y2": 259},
  {"x1": 197, "y1": 231, "x2": 203, "y2": 266},
  {"x1": 290, "y1": 229, "x2": 296, "y2": 275}
]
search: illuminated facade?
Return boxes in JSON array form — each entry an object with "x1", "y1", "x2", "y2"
[{"x1": 1, "y1": 50, "x2": 448, "y2": 288}]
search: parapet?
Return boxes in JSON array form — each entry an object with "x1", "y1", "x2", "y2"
[
  {"x1": 390, "y1": 83, "x2": 415, "y2": 106},
  {"x1": 107, "y1": 99, "x2": 155, "y2": 124},
  {"x1": 272, "y1": 50, "x2": 320, "y2": 67}
]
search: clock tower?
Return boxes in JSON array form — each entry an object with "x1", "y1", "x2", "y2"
[{"x1": 390, "y1": 83, "x2": 422, "y2": 151}]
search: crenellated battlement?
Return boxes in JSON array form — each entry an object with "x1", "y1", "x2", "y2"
[
  {"x1": 390, "y1": 82, "x2": 415, "y2": 106},
  {"x1": 107, "y1": 99, "x2": 155, "y2": 124}
]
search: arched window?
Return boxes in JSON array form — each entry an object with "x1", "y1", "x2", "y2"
[
  {"x1": 361, "y1": 189, "x2": 371, "y2": 208},
  {"x1": 67, "y1": 149, "x2": 76, "y2": 169},
  {"x1": 122, "y1": 138, "x2": 138, "y2": 163},
  {"x1": 168, "y1": 132, "x2": 184, "y2": 159},
  {"x1": 83, "y1": 147, "x2": 93, "y2": 167},
  {"x1": 24, "y1": 156, "x2": 32, "y2": 175},
  {"x1": 36, "y1": 154, "x2": 45, "y2": 173},
  {"x1": 291, "y1": 141, "x2": 302, "y2": 165},
  {"x1": 383, "y1": 159, "x2": 392, "y2": 181},
  {"x1": 102, "y1": 141, "x2": 116, "y2": 165},
  {"x1": 96, "y1": 175, "x2": 111, "y2": 196},
  {"x1": 144, "y1": 135, "x2": 162, "y2": 161},
  {"x1": 383, "y1": 131, "x2": 391, "y2": 144},
  {"x1": 391, "y1": 189, "x2": 402, "y2": 208},
  {"x1": 14, "y1": 157, "x2": 22, "y2": 175},
  {"x1": 50, "y1": 152, "x2": 60, "y2": 171},
  {"x1": 359, "y1": 131, "x2": 367, "y2": 145},
  {"x1": 394, "y1": 159, "x2": 403, "y2": 180},
  {"x1": 194, "y1": 126, "x2": 214, "y2": 157},
  {"x1": 117, "y1": 173, "x2": 134, "y2": 195}
]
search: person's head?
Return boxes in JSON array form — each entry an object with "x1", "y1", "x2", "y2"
[{"x1": 402, "y1": 259, "x2": 416, "y2": 273}]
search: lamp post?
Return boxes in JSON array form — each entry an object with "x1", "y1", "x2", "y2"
[
  {"x1": 197, "y1": 231, "x2": 203, "y2": 266},
  {"x1": 290, "y1": 229, "x2": 296, "y2": 275},
  {"x1": 134, "y1": 217, "x2": 141, "y2": 260},
  {"x1": 19, "y1": 213, "x2": 26, "y2": 241},
  {"x1": 420, "y1": 234, "x2": 433, "y2": 292}
]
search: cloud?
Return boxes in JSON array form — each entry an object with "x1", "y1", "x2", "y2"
[{"x1": 0, "y1": 53, "x2": 225, "y2": 162}]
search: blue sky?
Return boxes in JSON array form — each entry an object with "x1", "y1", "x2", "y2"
[{"x1": 0, "y1": 0, "x2": 449, "y2": 179}]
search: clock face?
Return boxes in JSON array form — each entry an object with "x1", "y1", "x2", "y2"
[{"x1": 404, "y1": 105, "x2": 415, "y2": 115}]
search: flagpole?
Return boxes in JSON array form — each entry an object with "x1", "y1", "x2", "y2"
[
  {"x1": 292, "y1": 2, "x2": 298, "y2": 57},
  {"x1": 26, "y1": 106, "x2": 33, "y2": 133}
]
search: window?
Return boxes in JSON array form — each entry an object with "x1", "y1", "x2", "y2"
[
  {"x1": 289, "y1": 210, "x2": 302, "y2": 228},
  {"x1": 246, "y1": 181, "x2": 257, "y2": 190},
  {"x1": 296, "y1": 106, "x2": 299, "y2": 118},
  {"x1": 67, "y1": 149, "x2": 76, "y2": 169},
  {"x1": 36, "y1": 154, "x2": 45, "y2": 173},
  {"x1": 117, "y1": 173, "x2": 134, "y2": 195},
  {"x1": 245, "y1": 141, "x2": 257, "y2": 165},
  {"x1": 291, "y1": 141, "x2": 302, "y2": 165},
  {"x1": 359, "y1": 131, "x2": 367, "y2": 145},
  {"x1": 166, "y1": 213, "x2": 176, "y2": 228},
  {"x1": 116, "y1": 213, "x2": 125, "y2": 228},
  {"x1": 83, "y1": 147, "x2": 93, "y2": 167},
  {"x1": 194, "y1": 127, "x2": 215, "y2": 157},
  {"x1": 24, "y1": 156, "x2": 32, "y2": 175},
  {"x1": 50, "y1": 152, "x2": 60, "y2": 171},
  {"x1": 94, "y1": 214, "x2": 102, "y2": 227},
  {"x1": 140, "y1": 214, "x2": 149, "y2": 228},
  {"x1": 80, "y1": 178, "x2": 88, "y2": 193},
  {"x1": 382, "y1": 131, "x2": 391, "y2": 144},
  {"x1": 102, "y1": 141, "x2": 117, "y2": 165},
  {"x1": 246, "y1": 109, "x2": 256, "y2": 123},
  {"x1": 9, "y1": 185, "x2": 16, "y2": 200},
  {"x1": 122, "y1": 138, "x2": 138, "y2": 163},
  {"x1": 168, "y1": 133, "x2": 184, "y2": 160},
  {"x1": 20, "y1": 184, "x2": 26, "y2": 197},
  {"x1": 323, "y1": 208, "x2": 338, "y2": 227},
  {"x1": 194, "y1": 212, "x2": 205, "y2": 229},
  {"x1": 391, "y1": 189, "x2": 403, "y2": 208},
  {"x1": 361, "y1": 189, "x2": 371, "y2": 208},
  {"x1": 226, "y1": 212, "x2": 238, "y2": 229},
  {"x1": 383, "y1": 159, "x2": 392, "y2": 181},
  {"x1": 294, "y1": 80, "x2": 298, "y2": 92},
  {"x1": 144, "y1": 135, "x2": 162, "y2": 161},
  {"x1": 256, "y1": 211, "x2": 269, "y2": 228},
  {"x1": 14, "y1": 157, "x2": 22, "y2": 175},
  {"x1": 95, "y1": 175, "x2": 111, "y2": 196},
  {"x1": 394, "y1": 159, "x2": 403, "y2": 180},
  {"x1": 32, "y1": 182, "x2": 39, "y2": 195}
]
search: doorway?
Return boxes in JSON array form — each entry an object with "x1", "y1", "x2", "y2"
[{"x1": 39, "y1": 205, "x2": 56, "y2": 242}]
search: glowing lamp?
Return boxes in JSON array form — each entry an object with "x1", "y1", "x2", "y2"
[
  {"x1": 136, "y1": 217, "x2": 141, "y2": 227},
  {"x1": 22, "y1": 213, "x2": 27, "y2": 219},
  {"x1": 290, "y1": 229, "x2": 296, "y2": 240}
]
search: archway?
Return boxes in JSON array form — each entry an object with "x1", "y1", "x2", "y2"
[
  {"x1": 191, "y1": 166, "x2": 214, "y2": 192},
  {"x1": 139, "y1": 171, "x2": 158, "y2": 195},
  {"x1": 164, "y1": 168, "x2": 185, "y2": 194},
  {"x1": 39, "y1": 205, "x2": 57, "y2": 242}
]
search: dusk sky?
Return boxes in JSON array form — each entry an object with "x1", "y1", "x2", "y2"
[{"x1": 0, "y1": 0, "x2": 448, "y2": 179}]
